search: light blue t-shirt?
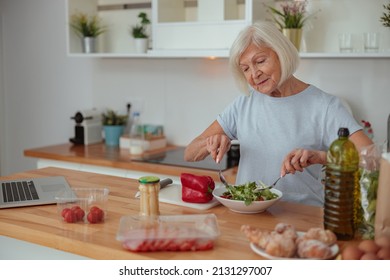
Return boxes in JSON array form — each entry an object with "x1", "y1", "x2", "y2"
[{"x1": 217, "y1": 85, "x2": 362, "y2": 207}]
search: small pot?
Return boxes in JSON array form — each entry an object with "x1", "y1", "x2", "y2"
[
  {"x1": 103, "y1": 125, "x2": 124, "y2": 146},
  {"x1": 82, "y1": 37, "x2": 96, "y2": 53},
  {"x1": 134, "y1": 38, "x2": 148, "y2": 53}
]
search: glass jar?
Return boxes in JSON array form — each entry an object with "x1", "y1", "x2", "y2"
[
  {"x1": 129, "y1": 112, "x2": 145, "y2": 155},
  {"x1": 138, "y1": 176, "x2": 160, "y2": 216}
]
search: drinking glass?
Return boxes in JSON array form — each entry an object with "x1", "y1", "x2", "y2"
[
  {"x1": 338, "y1": 33, "x2": 353, "y2": 53},
  {"x1": 364, "y1": 32, "x2": 380, "y2": 52}
]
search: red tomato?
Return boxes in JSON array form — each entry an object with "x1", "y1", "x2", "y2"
[
  {"x1": 154, "y1": 239, "x2": 171, "y2": 251},
  {"x1": 137, "y1": 240, "x2": 150, "y2": 252},
  {"x1": 179, "y1": 239, "x2": 196, "y2": 251},
  {"x1": 64, "y1": 210, "x2": 77, "y2": 223},
  {"x1": 74, "y1": 208, "x2": 85, "y2": 221},
  {"x1": 166, "y1": 240, "x2": 180, "y2": 251},
  {"x1": 89, "y1": 206, "x2": 104, "y2": 221},
  {"x1": 71, "y1": 205, "x2": 81, "y2": 211},
  {"x1": 87, "y1": 207, "x2": 104, "y2": 224},
  {"x1": 87, "y1": 211, "x2": 99, "y2": 223},
  {"x1": 61, "y1": 208, "x2": 71, "y2": 218},
  {"x1": 147, "y1": 240, "x2": 158, "y2": 252}
]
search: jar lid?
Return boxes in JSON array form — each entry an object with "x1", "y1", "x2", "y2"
[{"x1": 138, "y1": 176, "x2": 160, "y2": 184}]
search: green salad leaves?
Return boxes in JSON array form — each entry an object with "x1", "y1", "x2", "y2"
[{"x1": 222, "y1": 181, "x2": 279, "y2": 206}]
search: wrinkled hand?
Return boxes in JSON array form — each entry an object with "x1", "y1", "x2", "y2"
[
  {"x1": 206, "y1": 134, "x2": 231, "y2": 163},
  {"x1": 281, "y1": 149, "x2": 326, "y2": 176}
]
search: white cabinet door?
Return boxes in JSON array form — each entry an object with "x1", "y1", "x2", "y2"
[{"x1": 151, "y1": 0, "x2": 265, "y2": 51}]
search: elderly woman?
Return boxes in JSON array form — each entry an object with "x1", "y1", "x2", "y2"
[{"x1": 184, "y1": 22, "x2": 372, "y2": 207}]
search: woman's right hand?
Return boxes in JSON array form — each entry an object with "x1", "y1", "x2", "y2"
[
  {"x1": 206, "y1": 134, "x2": 231, "y2": 163},
  {"x1": 184, "y1": 120, "x2": 231, "y2": 163}
]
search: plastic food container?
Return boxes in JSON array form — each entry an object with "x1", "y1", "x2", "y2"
[
  {"x1": 116, "y1": 214, "x2": 220, "y2": 252},
  {"x1": 55, "y1": 187, "x2": 109, "y2": 224}
]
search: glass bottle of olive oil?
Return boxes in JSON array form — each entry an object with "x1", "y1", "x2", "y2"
[{"x1": 324, "y1": 127, "x2": 359, "y2": 240}]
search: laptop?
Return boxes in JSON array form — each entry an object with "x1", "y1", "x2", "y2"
[{"x1": 0, "y1": 176, "x2": 74, "y2": 209}]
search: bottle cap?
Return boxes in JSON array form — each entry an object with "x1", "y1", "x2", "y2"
[
  {"x1": 338, "y1": 127, "x2": 350, "y2": 137},
  {"x1": 138, "y1": 176, "x2": 160, "y2": 184}
]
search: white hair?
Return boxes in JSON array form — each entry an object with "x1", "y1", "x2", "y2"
[{"x1": 229, "y1": 21, "x2": 300, "y2": 94}]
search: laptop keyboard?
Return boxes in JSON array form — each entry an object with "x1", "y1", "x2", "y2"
[{"x1": 1, "y1": 181, "x2": 40, "y2": 203}]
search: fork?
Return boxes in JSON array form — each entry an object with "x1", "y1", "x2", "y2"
[
  {"x1": 219, "y1": 169, "x2": 286, "y2": 190},
  {"x1": 255, "y1": 176, "x2": 281, "y2": 191},
  {"x1": 218, "y1": 169, "x2": 230, "y2": 188},
  {"x1": 257, "y1": 173, "x2": 289, "y2": 191}
]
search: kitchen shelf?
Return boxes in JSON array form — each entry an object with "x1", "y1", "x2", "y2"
[
  {"x1": 67, "y1": 50, "x2": 390, "y2": 59},
  {"x1": 299, "y1": 52, "x2": 390, "y2": 59},
  {"x1": 66, "y1": 0, "x2": 390, "y2": 60}
]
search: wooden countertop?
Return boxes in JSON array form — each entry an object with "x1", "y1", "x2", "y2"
[
  {"x1": 0, "y1": 167, "x2": 347, "y2": 260},
  {"x1": 24, "y1": 143, "x2": 238, "y2": 182}
]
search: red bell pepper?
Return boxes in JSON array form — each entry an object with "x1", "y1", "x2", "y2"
[{"x1": 181, "y1": 173, "x2": 215, "y2": 203}]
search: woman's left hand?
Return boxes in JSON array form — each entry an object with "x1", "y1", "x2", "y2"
[{"x1": 281, "y1": 149, "x2": 326, "y2": 176}]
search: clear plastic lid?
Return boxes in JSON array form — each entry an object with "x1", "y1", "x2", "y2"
[{"x1": 116, "y1": 214, "x2": 220, "y2": 252}]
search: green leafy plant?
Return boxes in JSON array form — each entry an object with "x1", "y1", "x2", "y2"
[
  {"x1": 102, "y1": 110, "x2": 127, "y2": 126},
  {"x1": 131, "y1": 12, "x2": 151, "y2": 38},
  {"x1": 266, "y1": 0, "x2": 313, "y2": 29},
  {"x1": 380, "y1": 3, "x2": 390, "y2": 28},
  {"x1": 70, "y1": 12, "x2": 107, "y2": 38}
]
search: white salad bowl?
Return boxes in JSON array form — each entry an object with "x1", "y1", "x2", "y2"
[{"x1": 212, "y1": 186, "x2": 283, "y2": 214}]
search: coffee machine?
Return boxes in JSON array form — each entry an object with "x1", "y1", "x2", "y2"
[{"x1": 69, "y1": 109, "x2": 102, "y2": 145}]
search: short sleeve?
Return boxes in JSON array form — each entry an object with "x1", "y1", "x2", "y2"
[
  {"x1": 216, "y1": 96, "x2": 245, "y2": 140},
  {"x1": 322, "y1": 96, "x2": 362, "y2": 148}
]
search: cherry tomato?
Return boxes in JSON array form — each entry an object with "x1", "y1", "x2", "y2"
[
  {"x1": 61, "y1": 208, "x2": 71, "y2": 218},
  {"x1": 166, "y1": 241, "x2": 180, "y2": 251},
  {"x1": 71, "y1": 205, "x2": 81, "y2": 212},
  {"x1": 179, "y1": 240, "x2": 196, "y2": 251},
  {"x1": 74, "y1": 208, "x2": 85, "y2": 221},
  {"x1": 64, "y1": 210, "x2": 77, "y2": 223},
  {"x1": 137, "y1": 240, "x2": 150, "y2": 252},
  {"x1": 87, "y1": 211, "x2": 100, "y2": 223},
  {"x1": 89, "y1": 206, "x2": 104, "y2": 221}
]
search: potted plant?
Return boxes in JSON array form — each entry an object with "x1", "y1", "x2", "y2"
[
  {"x1": 70, "y1": 12, "x2": 107, "y2": 53},
  {"x1": 102, "y1": 110, "x2": 128, "y2": 147},
  {"x1": 266, "y1": 0, "x2": 317, "y2": 51},
  {"x1": 130, "y1": 12, "x2": 151, "y2": 53},
  {"x1": 380, "y1": 3, "x2": 390, "y2": 28}
]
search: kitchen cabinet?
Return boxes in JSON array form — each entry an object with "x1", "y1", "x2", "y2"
[
  {"x1": 66, "y1": 0, "x2": 390, "y2": 58},
  {"x1": 66, "y1": 0, "x2": 266, "y2": 57},
  {"x1": 150, "y1": 0, "x2": 267, "y2": 52}
]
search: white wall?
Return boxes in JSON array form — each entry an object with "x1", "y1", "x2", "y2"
[
  {"x1": 0, "y1": 4, "x2": 4, "y2": 175},
  {"x1": 305, "y1": 0, "x2": 390, "y2": 52},
  {"x1": 0, "y1": 0, "x2": 389, "y2": 176},
  {"x1": 0, "y1": 0, "x2": 95, "y2": 175}
]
